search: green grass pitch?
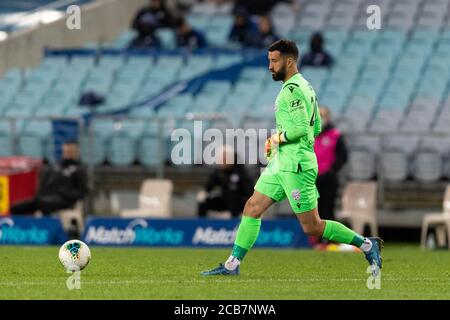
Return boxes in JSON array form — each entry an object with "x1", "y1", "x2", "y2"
[{"x1": 1, "y1": 245, "x2": 450, "y2": 299}]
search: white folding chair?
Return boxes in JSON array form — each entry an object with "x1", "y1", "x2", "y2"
[{"x1": 420, "y1": 185, "x2": 450, "y2": 249}]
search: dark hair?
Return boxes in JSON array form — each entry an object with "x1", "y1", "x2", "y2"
[
  {"x1": 63, "y1": 139, "x2": 78, "y2": 145},
  {"x1": 310, "y1": 32, "x2": 324, "y2": 51},
  {"x1": 268, "y1": 39, "x2": 299, "y2": 61}
]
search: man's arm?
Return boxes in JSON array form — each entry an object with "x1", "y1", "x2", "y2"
[{"x1": 281, "y1": 86, "x2": 310, "y2": 143}]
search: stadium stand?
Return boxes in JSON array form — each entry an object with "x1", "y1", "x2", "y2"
[{"x1": 0, "y1": 0, "x2": 450, "y2": 221}]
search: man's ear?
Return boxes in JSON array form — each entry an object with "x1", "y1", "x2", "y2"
[{"x1": 287, "y1": 57, "x2": 295, "y2": 68}]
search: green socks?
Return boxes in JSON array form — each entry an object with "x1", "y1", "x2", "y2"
[
  {"x1": 229, "y1": 218, "x2": 365, "y2": 266},
  {"x1": 231, "y1": 215, "x2": 261, "y2": 261},
  {"x1": 322, "y1": 220, "x2": 365, "y2": 247}
]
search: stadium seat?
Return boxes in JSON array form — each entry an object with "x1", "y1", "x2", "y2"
[
  {"x1": 380, "y1": 148, "x2": 409, "y2": 182},
  {"x1": 214, "y1": 54, "x2": 243, "y2": 69},
  {"x1": 109, "y1": 30, "x2": 137, "y2": 49},
  {"x1": 346, "y1": 146, "x2": 376, "y2": 180},
  {"x1": 336, "y1": 181, "x2": 378, "y2": 237},
  {"x1": 97, "y1": 55, "x2": 125, "y2": 72},
  {"x1": 107, "y1": 134, "x2": 137, "y2": 167},
  {"x1": 379, "y1": 134, "x2": 419, "y2": 181},
  {"x1": 80, "y1": 133, "x2": 106, "y2": 166},
  {"x1": 0, "y1": 134, "x2": 13, "y2": 156},
  {"x1": 412, "y1": 147, "x2": 443, "y2": 183},
  {"x1": 138, "y1": 135, "x2": 163, "y2": 167},
  {"x1": 420, "y1": 185, "x2": 450, "y2": 249},
  {"x1": 17, "y1": 136, "x2": 45, "y2": 158},
  {"x1": 369, "y1": 111, "x2": 403, "y2": 134},
  {"x1": 337, "y1": 111, "x2": 371, "y2": 133},
  {"x1": 112, "y1": 118, "x2": 147, "y2": 139},
  {"x1": 120, "y1": 179, "x2": 173, "y2": 218}
]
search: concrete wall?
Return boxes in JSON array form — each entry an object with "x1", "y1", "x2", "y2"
[{"x1": 0, "y1": 0, "x2": 148, "y2": 75}]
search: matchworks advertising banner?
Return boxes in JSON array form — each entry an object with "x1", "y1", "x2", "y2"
[
  {"x1": 0, "y1": 216, "x2": 68, "y2": 245},
  {"x1": 82, "y1": 218, "x2": 311, "y2": 248}
]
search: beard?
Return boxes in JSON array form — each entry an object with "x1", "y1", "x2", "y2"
[{"x1": 271, "y1": 65, "x2": 286, "y2": 81}]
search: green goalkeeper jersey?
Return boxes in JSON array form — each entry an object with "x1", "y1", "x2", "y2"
[{"x1": 272, "y1": 72, "x2": 321, "y2": 172}]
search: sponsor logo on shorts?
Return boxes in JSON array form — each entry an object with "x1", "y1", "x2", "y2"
[{"x1": 291, "y1": 189, "x2": 301, "y2": 201}]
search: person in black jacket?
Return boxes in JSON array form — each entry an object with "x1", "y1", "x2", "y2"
[
  {"x1": 233, "y1": 0, "x2": 295, "y2": 16},
  {"x1": 131, "y1": 0, "x2": 174, "y2": 31},
  {"x1": 198, "y1": 146, "x2": 253, "y2": 218},
  {"x1": 247, "y1": 15, "x2": 279, "y2": 48},
  {"x1": 173, "y1": 16, "x2": 207, "y2": 49},
  {"x1": 300, "y1": 32, "x2": 334, "y2": 68},
  {"x1": 10, "y1": 141, "x2": 88, "y2": 215}
]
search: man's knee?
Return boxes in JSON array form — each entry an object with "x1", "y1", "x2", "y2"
[{"x1": 244, "y1": 197, "x2": 264, "y2": 218}]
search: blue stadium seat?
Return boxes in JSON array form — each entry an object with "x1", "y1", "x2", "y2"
[
  {"x1": 107, "y1": 134, "x2": 137, "y2": 166},
  {"x1": 192, "y1": 95, "x2": 221, "y2": 113},
  {"x1": 186, "y1": 14, "x2": 210, "y2": 30},
  {"x1": 80, "y1": 133, "x2": 106, "y2": 166},
  {"x1": 0, "y1": 135, "x2": 13, "y2": 156},
  {"x1": 128, "y1": 107, "x2": 155, "y2": 118},
  {"x1": 109, "y1": 30, "x2": 137, "y2": 49},
  {"x1": 201, "y1": 80, "x2": 232, "y2": 96},
  {"x1": 214, "y1": 54, "x2": 243, "y2": 69},
  {"x1": 3, "y1": 103, "x2": 36, "y2": 117},
  {"x1": 97, "y1": 55, "x2": 125, "y2": 72},
  {"x1": 18, "y1": 136, "x2": 44, "y2": 158},
  {"x1": 155, "y1": 28, "x2": 177, "y2": 49},
  {"x1": 91, "y1": 118, "x2": 115, "y2": 139},
  {"x1": 239, "y1": 67, "x2": 270, "y2": 84},
  {"x1": 1, "y1": 68, "x2": 23, "y2": 83},
  {"x1": 112, "y1": 119, "x2": 147, "y2": 139},
  {"x1": 138, "y1": 135, "x2": 163, "y2": 167},
  {"x1": 41, "y1": 56, "x2": 69, "y2": 70},
  {"x1": 70, "y1": 56, "x2": 96, "y2": 68},
  {"x1": 126, "y1": 56, "x2": 154, "y2": 69}
]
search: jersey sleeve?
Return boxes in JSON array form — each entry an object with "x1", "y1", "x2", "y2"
[{"x1": 282, "y1": 85, "x2": 310, "y2": 143}]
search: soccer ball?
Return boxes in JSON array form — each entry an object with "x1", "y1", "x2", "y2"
[{"x1": 59, "y1": 239, "x2": 91, "y2": 272}]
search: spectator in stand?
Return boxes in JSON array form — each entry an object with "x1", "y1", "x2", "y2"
[
  {"x1": 233, "y1": 0, "x2": 297, "y2": 16},
  {"x1": 10, "y1": 141, "x2": 88, "y2": 215},
  {"x1": 248, "y1": 15, "x2": 279, "y2": 48},
  {"x1": 173, "y1": 16, "x2": 208, "y2": 49},
  {"x1": 228, "y1": 7, "x2": 259, "y2": 47},
  {"x1": 132, "y1": 0, "x2": 174, "y2": 31},
  {"x1": 128, "y1": 13, "x2": 161, "y2": 48},
  {"x1": 314, "y1": 106, "x2": 348, "y2": 223},
  {"x1": 300, "y1": 32, "x2": 334, "y2": 68},
  {"x1": 197, "y1": 145, "x2": 253, "y2": 218}
]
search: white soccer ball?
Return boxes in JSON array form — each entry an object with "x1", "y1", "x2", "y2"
[{"x1": 59, "y1": 239, "x2": 91, "y2": 272}]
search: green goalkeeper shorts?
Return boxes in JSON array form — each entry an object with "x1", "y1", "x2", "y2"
[{"x1": 255, "y1": 165, "x2": 320, "y2": 214}]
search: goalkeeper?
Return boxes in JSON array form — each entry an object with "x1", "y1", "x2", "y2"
[{"x1": 202, "y1": 40, "x2": 383, "y2": 276}]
